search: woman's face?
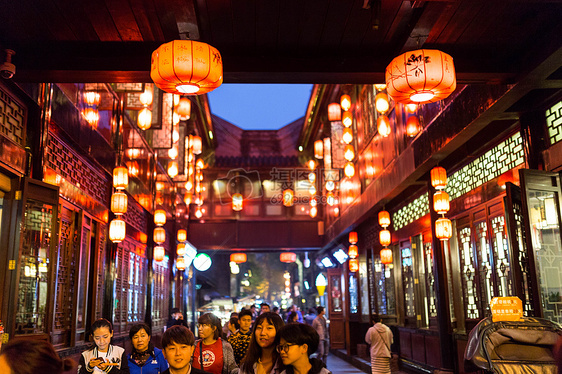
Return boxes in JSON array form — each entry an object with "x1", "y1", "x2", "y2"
[
  {"x1": 93, "y1": 326, "x2": 113, "y2": 352},
  {"x1": 198, "y1": 323, "x2": 216, "y2": 340},
  {"x1": 254, "y1": 319, "x2": 277, "y2": 349},
  {"x1": 132, "y1": 328, "x2": 151, "y2": 352}
]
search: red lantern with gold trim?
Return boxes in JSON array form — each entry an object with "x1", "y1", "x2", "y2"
[
  {"x1": 379, "y1": 229, "x2": 391, "y2": 246},
  {"x1": 378, "y1": 210, "x2": 391, "y2": 228},
  {"x1": 431, "y1": 167, "x2": 447, "y2": 190},
  {"x1": 433, "y1": 191, "x2": 450, "y2": 214},
  {"x1": 280, "y1": 252, "x2": 297, "y2": 263},
  {"x1": 348, "y1": 245, "x2": 358, "y2": 259},
  {"x1": 435, "y1": 217, "x2": 453, "y2": 240},
  {"x1": 154, "y1": 246, "x2": 165, "y2": 262}
]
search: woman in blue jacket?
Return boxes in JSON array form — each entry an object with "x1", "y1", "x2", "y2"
[{"x1": 128, "y1": 323, "x2": 168, "y2": 374}]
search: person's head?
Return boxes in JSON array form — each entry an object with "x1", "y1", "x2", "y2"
[
  {"x1": 277, "y1": 323, "x2": 320, "y2": 367},
  {"x1": 230, "y1": 312, "x2": 239, "y2": 318},
  {"x1": 273, "y1": 306, "x2": 279, "y2": 314},
  {"x1": 260, "y1": 303, "x2": 271, "y2": 313},
  {"x1": 0, "y1": 339, "x2": 75, "y2": 374},
  {"x1": 129, "y1": 323, "x2": 152, "y2": 353},
  {"x1": 316, "y1": 306, "x2": 325, "y2": 316},
  {"x1": 372, "y1": 314, "x2": 381, "y2": 324},
  {"x1": 238, "y1": 309, "x2": 253, "y2": 333},
  {"x1": 197, "y1": 312, "x2": 221, "y2": 341},
  {"x1": 228, "y1": 317, "x2": 240, "y2": 332},
  {"x1": 91, "y1": 318, "x2": 113, "y2": 351},
  {"x1": 308, "y1": 308, "x2": 316, "y2": 315},
  {"x1": 288, "y1": 311, "x2": 299, "y2": 323},
  {"x1": 250, "y1": 304, "x2": 256, "y2": 312},
  {"x1": 161, "y1": 325, "x2": 195, "y2": 372},
  {"x1": 171, "y1": 307, "x2": 182, "y2": 319},
  {"x1": 240, "y1": 312, "x2": 285, "y2": 372}
]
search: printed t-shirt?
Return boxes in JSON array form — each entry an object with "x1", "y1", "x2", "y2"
[{"x1": 193, "y1": 338, "x2": 224, "y2": 374}]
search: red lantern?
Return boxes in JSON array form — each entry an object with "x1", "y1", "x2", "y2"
[
  {"x1": 379, "y1": 229, "x2": 391, "y2": 246},
  {"x1": 154, "y1": 246, "x2": 165, "y2": 262},
  {"x1": 385, "y1": 49, "x2": 456, "y2": 104},
  {"x1": 340, "y1": 95, "x2": 351, "y2": 111},
  {"x1": 406, "y1": 116, "x2": 420, "y2": 137},
  {"x1": 280, "y1": 252, "x2": 297, "y2": 263},
  {"x1": 375, "y1": 92, "x2": 390, "y2": 113},
  {"x1": 191, "y1": 135, "x2": 202, "y2": 155},
  {"x1": 154, "y1": 209, "x2": 167, "y2": 226},
  {"x1": 348, "y1": 245, "x2": 358, "y2": 259},
  {"x1": 109, "y1": 218, "x2": 126, "y2": 243},
  {"x1": 113, "y1": 166, "x2": 128, "y2": 190},
  {"x1": 176, "y1": 256, "x2": 186, "y2": 271},
  {"x1": 177, "y1": 243, "x2": 186, "y2": 256},
  {"x1": 380, "y1": 248, "x2": 393, "y2": 264},
  {"x1": 137, "y1": 108, "x2": 152, "y2": 130},
  {"x1": 435, "y1": 217, "x2": 453, "y2": 240},
  {"x1": 83, "y1": 107, "x2": 99, "y2": 127},
  {"x1": 154, "y1": 227, "x2": 166, "y2": 244},
  {"x1": 431, "y1": 167, "x2": 447, "y2": 190},
  {"x1": 84, "y1": 91, "x2": 101, "y2": 106},
  {"x1": 283, "y1": 189, "x2": 294, "y2": 207},
  {"x1": 232, "y1": 193, "x2": 243, "y2": 211},
  {"x1": 349, "y1": 258, "x2": 359, "y2": 272},
  {"x1": 176, "y1": 97, "x2": 191, "y2": 120},
  {"x1": 230, "y1": 253, "x2": 247, "y2": 264},
  {"x1": 342, "y1": 127, "x2": 353, "y2": 144},
  {"x1": 378, "y1": 210, "x2": 391, "y2": 228},
  {"x1": 151, "y1": 40, "x2": 223, "y2": 95},
  {"x1": 377, "y1": 115, "x2": 391, "y2": 137},
  {"x1": 314, "y1": 140, "x2": 324, "y2": 159},
  {"x1": 177, "y1": 229, "x2": 187, "y2": 242},
  {"x1": 349, "y1": 231, "x2": 358, "y2": 244},
  {"x1": 327, "y1": 102, "x2": 341, "y2": 121},
  {"x1": 342, "y1": 111, "x2": 353, "y2": 128},
  {"x1": 344, "y1": 162, "x2": 355, "y2": 178},
  {"x1": 344, "y1": 144, "x2": 355, "y2": 161},
  {"x1": 433, "y1": 191, "x2": 450, "y2": 214},
  {"x1": 111, "y1": 191, "x2": 128, "y2": 215}
]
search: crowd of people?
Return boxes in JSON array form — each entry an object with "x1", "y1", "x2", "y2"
[{"x1": 0, "y1": 303, "x2": 334, "y2": 374}]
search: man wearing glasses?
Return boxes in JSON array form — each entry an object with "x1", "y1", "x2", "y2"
[{"x1": 276, "y1": 323, "x2": 331, "y2": 374}]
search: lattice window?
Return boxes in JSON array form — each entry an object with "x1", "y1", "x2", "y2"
[
  {"x1": 512, "y1": 200, "x2": 535, "y2": 315},
  {"x1": 95, "y1": 223, "x2": 107, "y2": 321},
  {"x1": 447, "y1": 133, "x2": 524, "y2": 200},
  {"x1": 0, "y1": 85, "x2": 26, "y2": 146},
  {"x1": 423, "y1": 241, "x2": 437, "y2": 318},
  {"x1": 458, "y1": 226, "x2": 480, "y2": 319},
  {"x1": 393, "y1": 193, "x2": 429, "y2": 231},
  {"x1": 490, "y1": 215, "x2": 512, "y2": 297},
  {"x1": 547, "y1": 101, "x2": 562, "y2": 145},
  {"x1": 373, "y1": 258, "x2": 387, "y2": 315},
  {"x1": 153, "y1": 256, "x2": 170, "y2": 328},
  {"x1": 402, "y1": 246, "x2": 415, "y2": 317},
  {"x1": 476, "y1": 221, "x2": 494, "y2": 314}
]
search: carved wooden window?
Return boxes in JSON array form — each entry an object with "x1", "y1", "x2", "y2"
[
  {"x1": 458, "y1": 226, "x2": 480, "y2": 319},
  {"x1": 153, "y1": 256, "x2": 170, "y2": 328},
  {"x1": 401, "y1": 245, "x2": 415, "y2": 318},
  {"x1": 423, "y1": 240, "x2": 437, "y2": 318}
]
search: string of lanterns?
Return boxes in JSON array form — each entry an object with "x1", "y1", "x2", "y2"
[
  {"x1": 83, "y1": 91, "x2": 100, "y2": 128},
  {"x1": 137, "y1": 85, "x2": 153, "y2": 130},
  {"x1": 348, "y1": 231, "x2": 359, "y2": 272},
  {"x1": 431, "y1": 167, "x2": 452, "y2": 240},
  {"x1": 109, "y1": 166, "x2": 129, "y2": 243},
  {"x1": 378, "y1": 210, "x2": 393, "y2": 265}
]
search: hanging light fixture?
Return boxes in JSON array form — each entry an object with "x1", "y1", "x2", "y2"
[
  {"x1": 151, "y1": 40, "x2": 223, "y2": 95},
  {"x1": 176, "y1": 256, "x2": 186, "y2": 271},
  {"x1": 177, "y1": 229, "x2": 187, "y2": 242},
  {"x1": 340, "y1": 95, "x2": 351, "y2": 111},
  {"x1": 386, "y1": 49, "x2": 456, "y2": 104},
  {"x1": 194, "y1": 207, "x2": 203, "y2": 219},
  {"x1": 348, "y1": 258, "x2": 359, "y2": 272},
  {"x1": 435, "y1": 217, "x2": 453, "y2": 240},
  {"x1": 111, "y1": 191, "x2": 128, "y2": 215},
  {"x1": 230, "y1": 253, "x2": 247, "y2": 264},
  {"x1": 154, "y1": 227, "x2": 166, "y2": 244},
  {"x1": 375, "y1": 92, "x2": 390, "y2": 113},
  {"x1": 348, "y1": 244, "x2": 358, "y2": 258},
  {"x1": 154, "y1": 246, "x2": 165, "y2": 262},
  {"x1": 380, "y1": 248, "x2": 393, "y2": 264},
  {"x1": 176, "y1": 97, "x2": 191, "y2": 120},
  {"x1": 377, "y1": 115, "x2": 391, "y2": 137},
  {"x1": 83, "y1": 108, "x2": 99, "y2": 127},
  {"x1": 349, "y1": 231, "x2": 358, "y2": 244},
  {"x1": 433, "y1": 191, "x2": 450, "y2": 214},
  {"x1": 139, "y1": 86, "x2": 153, "y2": 106},
  {"x1": 327, "y1": 102, "x2": 342, "y2": 121},
  {"x1": 113, "y1": 166, "x2": 129, "y2": 190},
  {"x1": 342, "y1": 128, "x2": 353, "y2": 144},
  {"x1": 379, "y1": 229, "x2": 391, "y2": 246},
  {"x1": 431, "y1": 166, "x2": 447, "y2": 190},
  {"x1": 168, "y1": 146, "x2": 178, "y2": 159},
  {"x1": 378, "y1": 210, "x2": 391, "y2": 228},
  {"x1": 191, "y1": 136, "x2": 202, "y2": 155},
  {"x1": 344, "y1": 162, "x2": 355, "y2": 178},
  {"x1": 326, "y1": 192, "x2": 336, "y2": 206},
  {"x1": 84, "y1": 91, "x2": 101, "y2": 106},
  {"x1": 344, "y1": 145, "x2": 355, "y2": 161},
  {"x1": 109, "y1": 218, "x2": 126, "y2": 243},
  {"x1": 342, "y1": 111, "x2": 353, "y2": 128},
  {"x1": 280, "y1": 252, "x2": 297, "y2": 263},
  {"x1": 154, "y1": 209, "x2": 167, "y2": 226},
  {"x1": 177, "y1": 243, "x2": 186, "y2": 256},
  {"x1": 167, "y1": 161, "x2": 179, "y2": 178},
  {"x1": 232, "y1": 193, "x2": 243, "y2": 211},
  {"x1": 307, "y1": 159, "x2": 316, "y2": 170},
  {"x1": 184, "y1": 192, "x2": 193, "y2": 206},
  {"x1": 309, "y1": 206, "x2": 317, "y2": 218},
  {"x1": 406, "y1": 116, "x2": 420, "y2": 137},
  {"x1": 283, "y1": 189, "x2": 294, "y2": 207},
  {"x1": 138, "y1": 107, "x2": 152, "y2": 130},
  {"x1": 314, "y1": 140, "x2": 324, "y2": 159}
]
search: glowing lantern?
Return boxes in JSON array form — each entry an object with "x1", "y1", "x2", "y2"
[
  {"x1": 154, "y1": 246, "x2": 165, "y2": 262},
  {"x1": 283, "y1": 189, "x2": 294, "y2": 207},
  {"x1": 139, "y1": 87, "x2": 153, "y2": 106},
  {"x1": 191, "y1": 135, "x2": 202, "y2": 155},
  {"x1": 406, "y1": 116, "x2": 420, "y2": 137},
  {"x1": 340, "y1": 95, "x2": 351, "y2": 111},
  {"x1": 405, "y1": 103, "x2": 418, "y2": 113},
  {"x1": 309, "y1": 185, "x2": 316, "y2": 195},
  {"x1": 378, "y1": 210, "x2": 391, "y2": 228},
  {"x1": 194, "y1": 207, "x2": 203, "y2": 219},
  {"x1": 349, "y1": 231, "x2": 358, "y2": 244},
  {"x1": 168, "y1": 146, "x2": 178, "y2": 159},
  {"x1": 344, "y1": 162, "x2": 355, "y2": 178},
  {"x1": 377, "y1": 115, "x2": 391, "y2": 137},
  {"x1": 151, "y1": 40, "x2": 223, "y2": 95},
  {"x1": 176, "y1": 97, "x2": 191, "y2": 120},
  {"x1": 309, "y1": 206, "x2": 317, "y2": 218},
  {"x1": 433, "y1": 191, "x2": 450, "y2": 214},
  {"x1": 314, "y1": 140, "x2": 324, "y2": 159},
  {"x1": 176, "y1": 256, "x2": 186, "y2": 271},
  {"x1": 385, "y1": 49, "x2": 456, "y2": 104},
  {"x1": 232, "y1": 193, "x2": 243, "y2": 211},
  {"x1": 168, "y1": 161, "x2": 178, "y2": 178},
  {"x1": 348, "y1": 244, "x2": 358, "y2": 258},
  {"x1": 154, "y1": 209, "x2": 167, "y2": 226},
  {"x1": 435, "y1": 217, "x2": 453, "y2": 240},
  {"x1": 380, "y1": 248, "x2": 393, "y2": 264},
  {"x1": 328, "y1": 102, "x2": 341, "y2": 121},
  {"x1": 230, "y1": 253, "x2": 247, "y2": 264},
  {"x1": 307, "y1": 159, "x2": 316, "y2": 170},
  {"x1": 349, "y1": 258, "x2": 359, "y2": 272},
  {"x1": 342, "y1": 128, "x2": 353, "y2": 144},
  {"x1": 431, "y1": 167, "x2": 447, "y2": 190},
  {"x1": 379, "y1": 229, "x2": 391, "y2": 246},
  {"x1": 84, "y1": 91, "x2": 101, "y2": 106},
  {"x1": 177, "y1": 229, "x2": 187, "y2": 242},
  {"x1": 154, "y1": 227, "x2": 166, "y2": 244},
  {"x1": 113, "y1": 166, "x2": 128, "y2": 190},
  {"x1": 83, "y1": 108, "x2": 99, "y2": 127},
  {"x1": 344, "y1": 145, "x2": 355, "y2": 161},
  {"x1": 342, "y1": 111, "x2": 353, "y2": 128},
  {"x1": 325, "y1": 180, "x2": 335, "y2": 191},
  {"x1": 109, "y1": 218, "x2": 126, "y2": 243},
  {"x1": 176, "y1": 243, "x2": 186, "y2": 256},
  {"x1": 184, "y1": 192, "x2": 192, "y2": 205},
  {"x1": 308, "y1": 172, "x2": 316, "y2": 184},
  {"x1": 326, "y1": 192, "x2": 336, "y2": 206},
  {"x1": 280, "y1": 252, "x2": 297, "y2": 263},
  {"x1": 196, "y1": 158, "x2": 205, "y2": 169},
  {"x1": 138, "y1": 108, "x2": 152, "y2": 130},
  {"x1": 127, "y1": 161, "x2": 140, "y2": 177},
  {"x1": 111, "y1": 191, "x2": 128, "y2": 215},
  {"x1": 375, "y1": 92, "x2": 390, "y2": 113}
]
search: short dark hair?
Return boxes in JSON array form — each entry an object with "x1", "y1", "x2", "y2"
[
  {"x1": 1, "y1": 339, "x2": 75, "y2": 374},
  {"x1": 91, "y1": 318, "x2": 113, "y2": 335},
  {"x1": 260, "y1": 302, "x2": 270, "y2": 308},
  {"x1": 162, "y1": 325, "x2": 195, "y2": 349},
  {"x1": 129, "y1": 322, "x2": 152, "y2": 340},
  {"x1": 229, "y1": 317, "x2": 240, "y2": 330},
  {"x1": 171, "y1": 307, "x2": 180, "y2": 314},
  {"x1": 278, "y1": 323, "x2": 319, "y2": 356},
  {"x1": 239, "y1": 309, "x2": 253, "y2": 320},
  {"x1": 372, "y1": 314, "x2": 381, "y2": 323},
  {"x1": 198, "y1": 312, "x2": 222, "y2": 340},
  {"x1": 316, "y1": 306, "x2": 324, "y2": 314}
]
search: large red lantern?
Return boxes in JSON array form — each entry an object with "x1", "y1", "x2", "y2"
[
  {"x1": 435, "y1": 217, "x2": 453, "y2": 240},
  {"x1": 154, "y1": 227, "x2": 166, "y2": 244},
  {"x1": 280, "y1": 252, "x2": 297, "y2": 263},
  {"x1": 380, "y1": 248, "x2": 393, "y2": 264},
  {"x1": 327, "y1": 103, "x2": 341, "y2": 121},
  {"x1": 378, "y1": 210, "x2": 391, "y2": 228},
  {"x1": 349, "y1": 258, "x2": 359, "y2": 272},
  {"x1": 385, "y1": 49, "x2": 456, "y2": 104},
  {"x1": 348, "y1": 245, "x2": 358, "y2": 259},
  {"x1": 230, "y1": 253, "x2": 247, "y2": 264},
  {"x1": 109, "y1": 218, "x2": 126, "y2": 243},
  {"x1": 113, "y1": 166, "x2": 128, "y2": 190},
  {"x1": 151, "y1": 40, "x2": 223, "y2": 95},
  {"x1": 431, "y1": 167, "x2": 447, "y2": 190}
]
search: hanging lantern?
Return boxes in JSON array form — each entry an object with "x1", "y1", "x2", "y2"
[
  {"x1": 168, "y1": 161, "x2": 179, "y2": 178},
  {"x1": 168, "y1": 146, "x2": 178, "y2": 159},
  {"x1": 176, "y1": 97, "x2": 191, "y2": 120},
  {"x1": 151, "y1": 40, "x2": 223, "y2": 95},
  {"x1": 232, "y1": 193, "x2": 243, "y2": 211},
  {"x1": 191, "y1": 135, "x2": 202, "y2": 155},
  {"x1": 342, "y1": 111, "x2": 353, "y2": 128},
  {"x1": 308, "y1": 172, "x2": 316, "y2": 184},
  {"x1": 111, "y1": 191, "x2": 128, "y2": 215},
  {"x1": 348, "y1": 244, "x2": 358, "y2": 258},
  {"x1": 405, "y1": 103, "x2": 418, "y2": 113},
  {"x1": 435, "y1": 217, "x2": 453, "y2": 240},
  {"x1": 113, "y1": 166, "x2": 129, "y2": 190},
  {"x1": 344, "y1": 144, "x2": 355, "y2": 161},
  {"x1": 309, "y1": 206, "x2": 317, "y2": 218},
  {"x1": 280, "y1": 252, "x2": 297, "y2": 263},
  {"x1": 377, "y1": 115, "x2": 391, "y2": 137},
  {"x1": 283, "y1": 189, "x2": 294, "y2": 207},
  {"x1": 433, "y1": 191, "x2": 450, "y2": 214},
  {"x1": 431, "y1": 166, "x2": 447, "y2": 190},
  {"x1": 378, "y1": 210, "x2": 391, "y2": 228},
  {"x1": 83, "y1": 108, "x2": 99, "y2": 127},
  {"x1": 154, "y1": 246, "x2": 165, "y2": 262},
  {"x1": 374, "y1": 84, "x2": 387, "y2": 91},
  {"x1": 154, "y1": 227, "x2": 166, "y2": 244},
  {"x1": 380, "y1": 248, "x2": 393, "y2": 264},
  {"x1": 349, "y1": 258, "x2": 359, "y2": 272},
  {"x1": 327, "y1": 102, "x2": 342, "y2": 121},
  {"x1": 127, "y1": 161, "x2": 140, "y2": 177},
  {"x1": 184, "y1": 192, "x2": 193, "y2": 205},
  {"x1": 375, "y1": 92, "x2": 390, "y2": 113},
  {"x1": 177, "y1": 229, "x2": 187, "y2": 242},
  {"x1": 314, "y1": 140, "x2": 324, "y2": 159},
  {"x1": 194, "y1": 207, "x2": 203, "y2": 219},
  {"x1": 230, "y1": 253, "x2": 247, "y2": 264},
  {"x1": 139, "y1": 87, "x2": 153, "y2": 106},
  {"x1": 325, "y1": 180, "x2": 335, "y2": 192},
  {"x1": 340, "y1": 95, "x2": 351, "y2": 111},
  {"x1": 307, "y1": 159, "x2": 316, "y2": 170},
  {"x1": 406, "y1": 115, "x2": 420, "y2": 137},
  {"x1": 342, "y1": 127, "x2": 353, "y2": 144},
  {"x1": 176, "y1": 243, "x2": 186, "y2": 256},
  {"x1": 385, "y1": 49, "x2": 456, "y2": 104},
  {"x1": 326, "y1": 192, "x2": 336, "y2": 206},
  {"x1": 137, "y1": 108, "x2": 152, "y2": 130},
  {"x1": 309, "y1": 185, "x2": 317, "y2": 195},
  {"x1": 109, "y1": 218, "x2": 126, "y2": 243},
  {"x1": 349, "y1": 231, "x2": 358, "y2": 244},
  {"x1": 344, "y1": 162, "x2": 355, "y2": 178},
  {"x1": 176, "y1": 256, "x2": 186, "y2": 271},
  {"x1": 154, "y1": 209, "x2": 167, "y2": 226},
  {"x1": 379, "y1": 229, "x2": 391, "y2": 246},
  {"x1": 84, "y1": 91, "x2": 101, "y2": 106},
  {"x1": 196, "y1": 158, "x2": 205, "y2": 169}
]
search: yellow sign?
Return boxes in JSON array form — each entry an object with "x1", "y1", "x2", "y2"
[{"x1": 490, "y1": 297, "x2": 523, "y2": 322}]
